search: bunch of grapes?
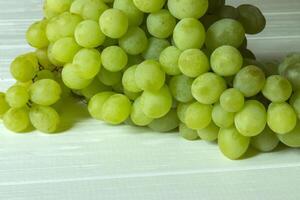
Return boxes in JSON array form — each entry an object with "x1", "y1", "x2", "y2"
[{"x1": 0, "y1": 0, "x2": 300, "y2": 160}]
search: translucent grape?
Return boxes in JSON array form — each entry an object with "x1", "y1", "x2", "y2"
[
  {"x1": 62, "y1": 64, "x2": 93, "y2": 90},
  {"x1": 98, "y1": 68, "x2": 122, "y2": 86},
  {"x1": 278, "y1": 122, "x2": 300, "y2": 148},
  {"x1": 51, "y1": 37, "x2": 81, "y2": 63},
  {"x1": 70, "y1": 0, "x2": 90, "y2": 15},
  {"x1": 26, "y1": 19, "x2": 49, "y2": 48},
  {"x1": 148, "y1": 109, "x2": 179, "y2": 132},
  {"x1": 88, "y1": 92, "x2": 115, "y2": 120},
  {"x1": 133, "y1": 0, "x2": 166, "y2": 13},
  {"x1": 3, "y1": 108, "x2": 30, "y2": 133},
  {"x1": 101, "y1": 46, "x2": 128, "y2": 72},
  {"x1": 177, "y1": 102, "x2": 192, "y2": 123},
  {"x1": 81, "y1": 1, "x2": 108, "y2": 21},
  {"x1": 169, "y1": 75, "x2": 194, "y2": 103},
  {"x1": 212, "y1": 103, "x2": 234, "y2": 128},
  {"x1": 47, "y1": 43, "x2": 64, "y2": 67},
  {"x1": 142, "y1": 37, "x2": 170, "y2": 60},
  {"x1": 197, "y1": 122, "x2": 219, "y2": 142},
  {"x1": 251, "y1": 126, "x2": 279, "y2": 152},
  {"x1": 159, "y1": 46, "x2": 182, "y2": 76},
  {"x1": 192, "y1": 72, "x2": 227, "y2": 104},
  {"x1": 130, "y1": 97, "x2": 153, "y2": 126},
  {"x1": 267, "y1": 102, "x2": 297, "y2": 134},
  {"x1": 184, "y1": 102, "x2": 212, "y2": 130},
  {"x1": 168, "y1": 0, "x2": 208, "y2": 19},
  {"x1": 0, "y1": 93, "x2": 10, "y2": 117},
  {"x1": 122, "y1": 65, "x2": 142, "y2": 93},
  {"x1": 113, "y1": 0, "x2": 144, "y2": 26},
  {"x1": 119, "y1": 27, "x2": 148, "y2": 55},
  {"x1": 35, "y1": 48, "x2": 56, "y2": 70},
  {"x1": 46, "y1": 0, "x2": 73, "y2": 14},
  {"x1": 179, "y1": 123, "x2": 199, "y2": 141},
  {"x1": 80, "y1": 78, "x2": 111, "y2": 100},
  {"x1": 278, "y1": 53, "x2": 300, "y2": 90},
  {"x1": 5, "y1": 86, "x2": 29, "y2": 108},
  {"x1": 290, "y1": 91, "x2": 300, "y2": 119},
  {"x1": 220, "y1": 88, "x2": 244, "y2": 113}
]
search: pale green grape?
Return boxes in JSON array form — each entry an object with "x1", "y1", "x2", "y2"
[
  {"x1": 43, "y1": 1, "x2": 60, "y2": 19},
  {"x1": 169, "y1": 75, "x2": 194, "y2": 103},
  {"x1": 0, "y1": 92, "x2": 10, "y2": 117},
  {"x1": 10, "y1": 53, "x2": 39, "y2": 82},
  {"x1": 35, "y1": 48, "x2": 56, "y2": 70},
  {"x1": 98, "y1": 68, "x2": 122, "y2": 86},
  {"x1": 168, "y1": 0, "x2": 208, "y2": 19},
  {"x1": 218, "y1": 5, "x2": 239, "y2": 19},
  {"x1": 113, "y1": 0, "x2": 144, "y2": 26},
  {"x1": 122, "y1": 65, "x2": 142, "y2": 93},
  {"x1": 62, "y1": 64, "x2": 93, "y2": 89},
  {"x1": 148, "y1": 109, "x2": 179, "y2": 132},
  {"x1": 101, "y1": 94, "x2": 132, "y2": 124},
  {"x1": 81, "y1": 1, "x2": 108, "y2": 21},
  {"x1": 235, "y1": 100, "x2": 267, "y2": 137},
  {"x1": 133, "y1": 0, "x2": 166, "y2": 13},
  {"x1": 211, "y1": 45, "x2": 243, "y2": 76},
  {"x1": 220, "y1": 88, "x2": 244, "y2": 112},
  {"x1": 26, "y1": 19, "x2": 49, "y2": 48},
  {"x1": 178, "y1": 49, "x2": 210, "y2": 78},
  {"x1": 192, "y1": 72, "x2": 227, "y2": 104},
  {"x1": 119, "y1": 27, "x2": 148, "y2": 55},
  {"x1": 197, "y1": 122, "x2": 219, "y2": 142},
  {"x1": 176, "y1": 102, "x2": 192, "y2": 123},
  {"x1": 278, "y1": 122, "x2": 300, "y2": 148},
  {"x1": 51, "y1": 37, "x2": 81, "y2": 63},
  {"x1": 70, "y1": 0, "x2": 90, "y2": 15},
  {"x1": 251, "y1": 126, "x2": 279, "y2": 152},
  {"x1": 218, "y1": 126, "x2": 250, "y2": 160},
  {"x1": 184, "y1": 102, "x2": 212, "y2": 130},
  {"x1": 124, "y1": 89, "x2": 141, "y2": 101},
  {"x1": 179, "y1": 123, "x2": 199, "y2": 140},
  {"x1": 205, "y1": 18, "x2": 245, "y2": 50},
  {"x1": 279, "y1": 53, "x2": 300, "y2": 90},
  {"x1": 135, "y1": 60, "x2": 165, "y2": 91},
  {"x1": 46, "y1": 0, "x2": 73, "y2": 14},
  {"x1": 130, "y1": 97, "x2": 153, "y2": 126},
  {"x1": 29, "y1": 105, "x2": 60, "y2": 133},
  {"x1": 140, "y1": 85, "x2": 172, "y2": 118},
  {"x1": 146, "y1": 9, "x2": 176, "y2": 39},
  {"x1": 3, "y1": 107, "x2": 30, "y2": 133},
  {"x1": 75, "y1": 20, "x2": 106, "y2": 48},
  {"x1": 212, "y1": 103, "x2": 234, "y2": 128},
  {"x1": 262, "y1": 75, "x2": 292, "y2": 103},
  {"x1": 73, "y1": 48, "x2": 102, "y2": 79},
  {"x1": 80, "y1": 78, "x2": 111, "y2": 99},
  {"x1": 173, "y1": 18, "x2": 206, "y2": 50},
  {"x1": 101, "y1": 46, "x2": 128, "y2": 72},
  {"x1": 142, "y1": 37, "x2": 170, "y2": 60},
  {"x1": 159, "y1": 46, "x2": 182, "y2": 76},
  {"x1": 267, "y1": 102, "x2": 297, "y2": 134},
  {"x1": 47, "y1": 43, "x2": 64, "y2": 67},
  {"x1": 5, "y1": 86, "x2": 29, "y2": 108},
  {"x1": 290, "y1": 91, "x2": 300, "y2": 119},
  {"x1": 99, "y1": 8, "x2": 128, "y2": 39},
  {"x1": 233, "y1": 65, "x2": 266, "y2": 97},
  {"x1": 88, "y1": 92, "x2": 115, "y2": 120}
]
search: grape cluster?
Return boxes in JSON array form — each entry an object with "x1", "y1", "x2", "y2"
[{"x1": 1, "y1": 0, "x2": 300, "y2": 160}]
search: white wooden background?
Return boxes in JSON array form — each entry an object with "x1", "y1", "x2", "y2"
[{"x1": 0, "y1": 1, "x2": 300, "y2": 199}]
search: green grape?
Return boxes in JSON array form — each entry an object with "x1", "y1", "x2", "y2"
[
  {"x1": 122, "y1": 65, "x2": 142, "y2": 93},
  {"x1": 101, "y1": 46, "x2": 128, "y2": 72},
  {"x1": 5, "y1": 86, "x2": 29, "y2": 108},
  {"x1": 235, "y1": 100, "x2": 267, "y2": 137},
  {"x1": 26, "y1": 19, "x2": 49, "y2": 48},
  {"x1": 99, "y1": 8, "x2": 128, "y2": 39},
  {"x1": 218, "y1": 126, "x2": 250, "y2": 160},
  {"x1": 36, "y1": 70, "x2": 56, "y2": 81},
  {"x1": 75, "y1": 20, "x2": 106, "y2": 48},
  {"x1": 200, "y1": 14, "x2": 219, "y2": 30},
  {"x1": 62, "y1": 64, "x2": 93, "y2": 89},
  {"x1": 35, "y1": 49, "x2": 56, "y2": 70},
  {"x1": 113, "y1": 0, "x2": 144, "y2": 26},
  {"x1": 205, "y1": 18, "x2": 245, "y2": 51},
  {"x1": 176, "y1": 102, "x2": 192, "y2": 123},
  {"x1": 184, "y1": 102, "x2": 212, "y2": 130},
  {"x1": 142, "y1": 37, "x2": 170, "y2": 60},
  {"x1": 0, "y1": 93, "x2": 10, "y2": 118},
  {"x1": 220, "y1": 88, "x2": 244, "y2": 113},
  {"x1": 88, "y1": 92, "x2": 115, "y2": 120},
  {"x1": 46, "y1": 0, "x2": 73, "y2": 14},
  {"x1": 159, "y1": 46, "x2": 182, "y2": 76},
  {"x1": 290, "y1": 92, "x2": 300, "y2": 119},
  {"x1": 179, "y1": 123, "x2": 199, "y2": 141},
  {"x1": 146, "y1": 9, "x2": 176, "y2": 39},
  {"x1": 10, "y1": 53, "x2": 39, "y2": 82},
  {"x1": 140, "y1": 85, "x2": 172, "y2": 119},
  {"x1": 101, "y1": 94, "x2": 132, "y2": 125},
  {"x1": 98, "y1": 68, "x2": 122, "y2": 86},
  {"x1": 278, "y1": 53, "x2": 300, "y2": 90},
  {"x1": 51, "y1": 37, "x2": 81, "y2": 63},
  {"x1": 3, "y1": 107, "x2": 30, "y2": 133},
  {"x1": 237, "y1": 4, "x2": 266, "y2": 34},
  {"x1": 14, "y1": 81, "x2": 33, "y2": 90},
  {"x1": 133, "y1": 0, "x2": 166, "y2": 13},
  {"x1": 173, "y1": 18, "x2": 206, "y2": 50},
  {"x1": 169, "y1": 75, "x2": 194, "y2": 103},
  {"x1": 148, "y1": 109, "x2": 179, "y2": 132},
  {"x1": 192, "y1": 72, "x2": 227, "y2": 104},
  {"x1": 73, "y1": 48, "x2": 102, "y2": 79},
  {"x1": 207, "y1": 0, "x2": 225, "y2": 14},
  {"x1": 81, "y1": 1, "x2": 109, "y2": 21},
  {"x1": 46, "y1": 12, "x2": 82, "y2": 42},
  {"x1": 29, "y1": 105, "x2": 60, "y2": 133},
  {"x1": 80, "y1": 78, "x2": 111, "y2": 99},
  {"x1": 135, "y1": 60, "x2": 165, "y2": 91},
  {"x1": 278, "y1": 122, "x2": 300, "y2": 148},
  {"x1": 43, "y1": 1, "x2": 60, "y2": 19},
  {"x1": 30, "y1": 79, "x2": 62, "y2": 106},
  {"x1": 218, "y1": 5, "x2": 239, "y2": 19},
  {"x1": 211, "y1": 45, "x2": 243, "y2": 76},
  {"x1": 168, "y1": 0, "x2": 208, "y2": 19},
  {"x1": 178, "y1": 49, "x2": 210, "y2": 78},
  {"x1": 212, "y1": 103, "x2": 234, "y2": 128},
  {"x1": 197, "y1": 122, "x2": 219, "y2": 142},
  {"x1": 47, "y1": 43, "x2": 64, "y2": 67},
  {"x1": 251, "y1": 126, "x2": 279, "y2": 152},
  {"x1": 70, "y1": 0, "x2": 90, "y2": 15},
  {"x1": 233, "y1": 65, "x2": 266, "y2": 97},
  {"x1": 267, "y1": 102, "x2": 297, "y2": 134},
  {"x1": 262, "y1": 75, "x2": 292, "y2": 103},
  {"x1": 119, "y1": 27, "x2": 148, "y2": 55},
  {"x1": 130, "y1": 97, "x2": 153, "y2": 126}
]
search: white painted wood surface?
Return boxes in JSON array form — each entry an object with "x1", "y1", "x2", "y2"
[{"x1": 0, "y1": 1, "x2": 300, "y2": 199}]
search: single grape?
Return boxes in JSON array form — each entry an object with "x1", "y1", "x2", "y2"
[
  {"x1": 88, "y1": 92, "x2": 115, "y2": 120},
  {"x1": 197, "y1": 122, "x2": 219, "y2": 142},
  {"x1": 148, "y1": 109, "x2": 179, "y2": 132},
  {"x1": 159, "y1": 46, "x2": 182, "y2": 76},
  {"x1": 279, "y1": 53, "x2": 300, "y2": 90},
  {"x1": 251, "y1": 126, "x2": 279, "y2": 152},
  {"x1": 81, "y1": 1, "x2": 109, "y2": 21},
  {"x1": 119, "y1": 27, "x2": 148, "y2": 55},
  {"x1": 98, "y1": 68, "x2": 122, "y2": 86},
  {"x1": 278, "y1": 122, "x2": 300, "y2": 148},
  {"x1": 3, "y1": 107, "x2": 30, "y2": 133},
  {"x1": 290, "y1": 91, "x2": 300, "y2": 119},
  {"x1": 169, "y1": 75, "x2": 194, "y2": 103},
  {"x1": 133, "y1": 0, "x2": 166, "y2": 13},
  {"x1": 47, "y1": 43, "x2": 64, "y2": 67},
  {"x1": 184, "y1": 102, "x2": 212, "y2": 130},
  {"x1": 0, "y1": 93, "x2": 10, "y2": 117},
  {"x1": 177, "y1": 102, "x2": 192, "y2": 123},
  {"x1": 101, "y1": 46, "x2": 128, "y2": 72},
  {"x1": 113, "y1": 0, "x2": 144, "y2": 26},
  {"x1": 130, "y1": 97, "x2": 153, "y2": 126},
  {"x1": 62, "y1": 64, "x2": 93, "y2": 90},
  {"x1": 46, "y1": 0, "x2": 73, "y2": 14},
  {"x1": 70, "y1": 0, "x2": 90, "y2": 15},
  {"x1": 168, "y1": 0, "x2": 208, "y2": 19},
  {"x1": 142, "y1": 37, "x2": 170, "y2": 60},
  {"x1": 212, "y1": 103, "x2": 234, "y2": 128},
  {"x1": 51, "y1": 37, "x2": 81, "y2": 63},
  {"x1": 122, "y1": 65, "x2": 142, "y2": 93},
  {"x1": 179, "y1": 123, "x2": 199, "y2": 141},
  {"x1": 80, "y1": 78, "x2": 111, "y2": 100},
  {"x1": 26, "y1": 19, "x2": 49, "y2": 48},
  {"x1": 5, "y1": 86, "x2": 29, "y2": 108},
  {"x1": 220, "y1": 88, "x2": 244, "y2": 112},
  {"x1": 35, "y1": 48, "x2": 56, "y2": 70}
]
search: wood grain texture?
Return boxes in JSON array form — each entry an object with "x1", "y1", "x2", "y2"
[{"x1": 0, "y1": 1, "x2": 300, "y2": 200}]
